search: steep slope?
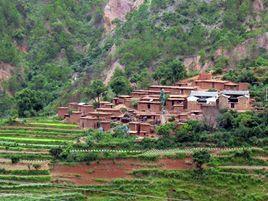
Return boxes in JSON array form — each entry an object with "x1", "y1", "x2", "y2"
[
  {"x1": 104, "y1": 0, "x2": 144, "y2": 31},
  {"x1": 0, "y1": 0, "x2": 268, "y2": 116},
  {"x1": 0, "y1": 0, "x2": 107, "y2": 109},
  {"x1": 112, "y1": 0, "x2": 267, "y2": 74},
  {"x1": 0, "y1": 63, "x2": 13, "y2": 91}
]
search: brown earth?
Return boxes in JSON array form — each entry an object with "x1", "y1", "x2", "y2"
[
  {"x1": 51, "y1": 158, "x2": 192, "y2": 185},
  {"x1": 0, "y1": 159, "x2": 49, "y2": 171}
]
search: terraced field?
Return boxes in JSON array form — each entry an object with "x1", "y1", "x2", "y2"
[
  {"x1": 0, "y1": 119, "x2": 87, "y2": 200},
  {"x1": 0, "y1": 119, "x2": 267, "y2": 201}
]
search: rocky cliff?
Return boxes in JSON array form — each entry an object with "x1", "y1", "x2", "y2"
[{"x1": 104, "y1": 0, "x2": 144, "y2": 31}]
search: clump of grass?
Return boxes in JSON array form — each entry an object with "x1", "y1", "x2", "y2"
[
  {"x1": 87, "y1": 169, "x2": 95, "y2": 174},
  {"x1": 95, "y1": 178, "x2": 108, "y2": 183}
]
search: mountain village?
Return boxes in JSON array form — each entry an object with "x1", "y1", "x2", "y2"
[{"x1": 58, "y1": 73, "x2": 252, "y2": 138}]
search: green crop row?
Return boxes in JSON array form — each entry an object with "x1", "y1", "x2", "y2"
[
  {"x1": 0, "y1": 133, "x2": 76, "y2": 140},
  {"x1": 0, "y1": 141, "x2": 60, "y2": 149},
  {"x1": 0, "y1": 175, "x2": 51, "y2": 182},
  {"x1": 0, "y1": 153, "x2": 51, "y2": 160},
  {"x1": 0, "y1": 127, "x2": 84, "y2": 134},
  {"x1": 0, "y1": 136, "x2": 72, "y2": 145},
  {"x1": 0, "y1": 169, "x2": 50, "y2": 175},
  {"x1": 0, "y1": 129, "x2": 82, "y2": 136},
  {"x1": 0, "y1": 192, "x2": 85, "y2": 201},
  {"x1": 26, "y1": 122, "x2": 79, "y2": 129}
]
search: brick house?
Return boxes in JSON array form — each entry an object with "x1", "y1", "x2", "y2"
[
  {"x1": 219, "y1": 90, "x2": 251, "y2": 111},
  {"x1": 177, "y1": 112, "x2": 189, "y2": 122},
  {"x1": 57, "y1": 107, "x2": 69, "y2": 119},
  {"x1": 69, "y1": 111, "x2": 82, "y2": 124},
  {"x1": 96, "y1": 108, "x2": 122, "y2": 117},
  {"x1": 128, "y1": 122, "x2": 140, "y2": 135},
  {"x1": 128, "y1": 122, "x2": 154, "y2": 136},
  {"x1": 194, "y1": 80, "x2": 227, "y2": 91},
  {"x1": 166, "y1": 95, "x2": 187, "y2": 112},
  {"x1": 80, "y1": 116, "x2": 98, "y2": 129},
  {"x1": 149, "y1": 85, "x2": 197, "y2": 95},
  {"x1": 78, "y1": 104, "x2": 94, "y2": 115},
  {"x1": 130, "y1": 90, "x2": 149, "y2": 98},
  {"x1": 80, "y1": 116, "x2": 110, "y2": 131},
  {"x1": 135, "y1": 111, "x2": 161, "y2": 123},
  {"x1": 137, "y1": 101, "x2": 161, "y2": 113},
  {"x1": 68, "y1": 102, "x2": 79, "y2": 111},
  {"x1": 99, "y1": 121, "x2": 111, "y2": 131},
  {"x1": 87, "y1": 111, "x2": 113, "y2": 120},
  {"x1": 187, "y1": 91, "x2": 218, "y2": 111}
]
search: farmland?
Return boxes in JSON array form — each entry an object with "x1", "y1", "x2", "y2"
[{"x1": 0, "y1": 118, "x2": 267, "y2": 201}]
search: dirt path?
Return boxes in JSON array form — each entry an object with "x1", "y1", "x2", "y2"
[
  {"x1": 219, "y1": 166, "x2": 268, "y2": 170},
  {"x1": 0, "y1": 160, "x2": 50, "y2": 170},
  {"x1": 51, "y1": 158, "x2": 192, "y2": 185},
  {"x1": 253, "y1": 156, "x2": 268, "y2": 161},
  {"x1": 0, "y1": 149, "x2": 49, "y2": 154}
]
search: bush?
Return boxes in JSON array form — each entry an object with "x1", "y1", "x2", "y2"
[
  {"x1": 33, "y1": 164, "x2": 41, "y2": 170},
  {"x1": 11, "y1": 156, "x2": 20, "y2": 164},
  {"x1": 193, "y1": 150, "x2": 211, "y2": 170},
  {"x1": 49, "y1": 147, "x2": 63, "y2": 159}
]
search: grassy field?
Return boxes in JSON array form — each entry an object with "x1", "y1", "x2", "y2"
[{"x1": 0, "y1": 118, "x2": 267, "y2": 201}]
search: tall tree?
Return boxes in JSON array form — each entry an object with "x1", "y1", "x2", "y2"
[
  {"x1": 85, "y1": 79, "x2": 107, "y2": 108},
  {"x1": 153, "y1": 60, "x2": 186, "y2": 85},
  {"x1": 109, "y1": 76, "x2": 132, "y2": 95},
  {"x1": 15, "y1": 89, "x2": 43, "y2": 117}
]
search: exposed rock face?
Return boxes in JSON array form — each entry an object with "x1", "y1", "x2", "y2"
[
  {"x1": 218, "y1": 32, "x2": 268, "y2": 66},
  {"x1": 0, "y1": 62, "x2": 13, "y2": 90},
  {"x1": 104, "y1": 0, "x2": 144, "y2": 32},
  {"x1": 183, "y1": 32, "x2": 268, "y2": 72},
  {"x1": 183, "y1": 56, "x2": 202, "y2": 71},
  {"x1": 252, "y1": 0, "x2": 264, "y2": 13},
  {"x1": 104, "y1": 45, "x2": 125, "y2": 84}
]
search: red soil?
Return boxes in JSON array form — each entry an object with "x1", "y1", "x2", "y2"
[{"x1": 51, "y1": 158, "x2": 192, "y2": 185}]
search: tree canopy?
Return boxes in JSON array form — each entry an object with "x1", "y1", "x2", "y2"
[
  {"x1": 15, "y1": 89, "x2": 43, "y2": 117},
  {"x1": 85, "y1": 79, "x2": 107, "y2": 108}
]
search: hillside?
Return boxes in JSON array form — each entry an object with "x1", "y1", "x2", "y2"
[
  {"x1": 0, "y1": 0, "x2": 268, "y2": 117},
  {"x1": 0, "y1": 118, "x2": 267, "y2": 200}
]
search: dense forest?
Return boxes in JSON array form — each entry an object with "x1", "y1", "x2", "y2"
[{"x1": 0, "y1": 0, "x2": 267, "y2": 117}]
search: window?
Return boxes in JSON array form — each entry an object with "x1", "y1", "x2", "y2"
[
  {"x1": 231, "y1": 103, "x2": 235, "y2": 108},
  {"x1": 147, "y1": 104, "x2": 151, "y2": 109}
]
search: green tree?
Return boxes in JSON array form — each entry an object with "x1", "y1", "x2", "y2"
[
  {"x1": 217, "y1": 110, "x2": 237, "y2": 130},
  {"x1": 85, "y1": 80, "x2": 107, "y2": 108},
  {"x1": 156, "y1": 123, "x2": 175, "y2": 137},
  {"x1": 237, "y1": 70, "x2": 257, "y2": 84},
  {"x1": 136, "y1": 69, "x2": 152, "y2": 89},
  {"x1": 193, "y1": 150, "x2": 211, "y2": 170},
  {"x1": 110, "y1": 76, "x2": 132, "y2": 95},
  {"x1": 153, "y1": 60, "x2": 186, "y2": 85},
  {"x1": 15, "y1": 89, "x2": 43, "y2": 117}
]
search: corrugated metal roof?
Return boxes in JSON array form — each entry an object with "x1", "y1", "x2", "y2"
[
  {"x1": 221, "y1": 90, "x2": 249, "y2": 96},
  {"x1": 189, "y1": 91, "x2": 218, "y2": 97}
]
